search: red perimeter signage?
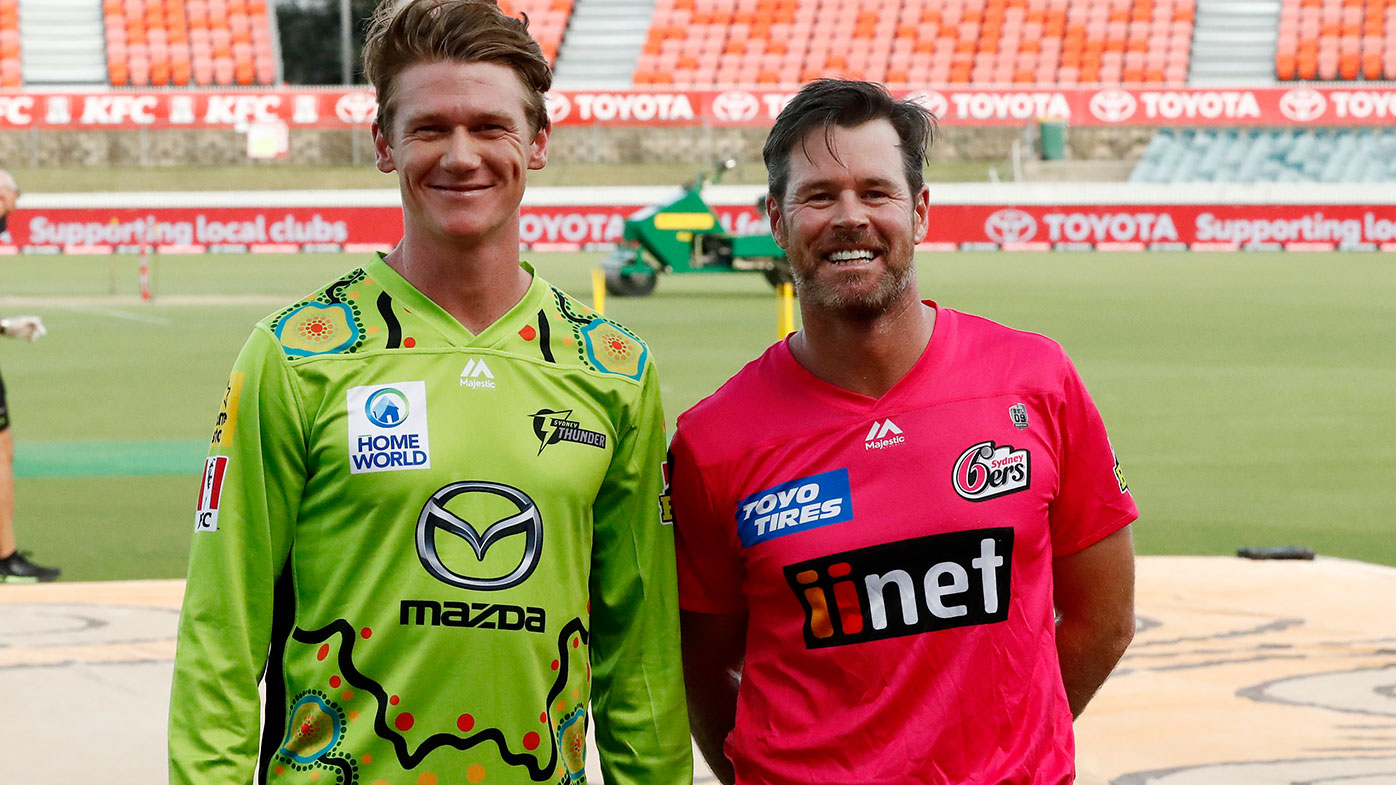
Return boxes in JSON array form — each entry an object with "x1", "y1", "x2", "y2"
[
  {"x1": 0, "y1": 86, "x2": 1394, "y2": 129},
  {"x1": 4, "y1": 203, "x2": 1394, "y2": 254}
]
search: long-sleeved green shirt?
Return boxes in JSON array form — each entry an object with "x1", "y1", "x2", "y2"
[{"x1": 171, "y1": 258, "x2": 690, "y2": 785}]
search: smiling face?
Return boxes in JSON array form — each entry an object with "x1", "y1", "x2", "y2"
[
  {"x1": 373, "y1": 60, "x2": 549, "y2": 252},
  {"x1": 769, "y1": 120, "x2": 929, "y2": 318}
]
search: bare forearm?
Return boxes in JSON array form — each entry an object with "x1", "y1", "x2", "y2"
[
  {"x1": 686, "y1": 664, "x2": 739, "y2": 785},
  {"x1": 1056, "y1": 614, "x2": 1133, "y2": 718}
]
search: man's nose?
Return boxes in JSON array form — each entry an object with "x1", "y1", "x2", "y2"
[
  {"x1": 441, "y1": 128, "x2": 483, "y2": 170},
  {"x1": 830, "y1": 192, "x2": 870, "y2": 229}
]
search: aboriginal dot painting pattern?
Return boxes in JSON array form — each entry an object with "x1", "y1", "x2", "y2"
[
  {"x1": 270, "y1": 270, "x2": 368, "y2": 359},
  {"x1": 549, "y1": 287, "x2": 648, "y2": 381}
]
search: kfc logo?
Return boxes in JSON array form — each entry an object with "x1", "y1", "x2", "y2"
[
  {"x1": 1279, "y1": 88, "x2": 1326, "y2": 122},
  {"x1": 984, "y1": 209, "x2": 1038, "y2": 244},
  {"x1": 905, "y1": 90, "x2": 949, "y2": 119},
  {"x1": 545, "y1": 92, "x2": 571, "y2": 123},
  {"x1": 334, "y1": 92, "x2": 378, "y2": 124},
  {"x1": 1089, "y1": 89, "x2": 1137, "y2": 122},
  {"x1": 712, "y1": 90, "x2": 760, "y2": 122}
]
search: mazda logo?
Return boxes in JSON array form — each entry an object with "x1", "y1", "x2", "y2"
[
  {"x1": 712, "y1": 90, "x2": 760, "y2": 122},
  {"x1": 334, "y1": 92, "x2": 378, "y2": 124},
  {"x1": 416, "y1": 481, "x2": 542, "y2": 591},
  {"x1": 1278, "y1": 88, "x2": 1325, "y2": 122},
  {"x1": 1089, "y1": 89, "x2": 1136, "y2": 122},
  {"x1": 984, "y1": 209, "x2": 1038, "y2": 244}
]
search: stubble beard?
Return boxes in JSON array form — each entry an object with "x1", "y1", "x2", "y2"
[{"x1": 790, "y1": 235, "x2": 917, "y2": 319}]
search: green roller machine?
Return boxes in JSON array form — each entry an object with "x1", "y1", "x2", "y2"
[{"x1": 602, "y1": 160, "x2": 792, "y2": 296}]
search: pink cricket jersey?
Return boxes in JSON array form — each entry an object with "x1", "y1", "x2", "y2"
[{"x1": 670, "y1": 304, "x2": 1138, "y2": 785}]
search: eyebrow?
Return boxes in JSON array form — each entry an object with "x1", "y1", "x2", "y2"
[
  {"x1": 402, "y1": 109, "x2": 517, "y2": 128},
  {"x1": 792, "y1": 176, "x2": 903, "y2": 196}
]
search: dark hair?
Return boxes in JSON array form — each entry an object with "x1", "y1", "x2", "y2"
[
  {"x1": 363, "y1": 0, "x2": 552, "y2": 138},
  {"x1": 762, "y1": 79, "x2": 937, "y2": 203}
]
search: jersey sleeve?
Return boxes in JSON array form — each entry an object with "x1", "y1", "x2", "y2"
[
  {"x1": 1049, "y1": 352, "x2": 1138, "y2": 557},
  {"x1": 169, "y1": 326, "x2": 308, "y2": 785},
  {"x1": 588, "y1": 361, "x2": 693, "y2": 785},
  {"x1": 669, "y1": 422, "x2": 746, "y2": 614}
]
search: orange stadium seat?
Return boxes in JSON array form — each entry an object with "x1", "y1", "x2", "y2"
[{"x1": 1276, "y1": 0, "x2": 1391, "y2": 79}]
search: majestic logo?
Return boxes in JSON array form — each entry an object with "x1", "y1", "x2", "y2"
[
  {"x1": 529, "y1": 408, "x2": 607, "y2": 455},
  {"x1": 1089, "y1": 88, "x2": 1137, "y2": 122},
  {"x1": 785, "y1": 528, "x2": 1013, "y2": 648},
  {"x1": 736, "y1": 469, "x2": 853, "y2": 548},
  {"x1": 953, "y1": 441, "x2": 1031, "y2": 501},
  {"x1": 905, "y1": 90, "x2": 949, "y2": 119},
  {"x1": 1009, "y1": 403, "x2": 1029, "y2": 430},
  {"x1": 365, "y1": 387, "x2": 409, "y2": 428},
  {"x1": 984, "y1": 209, "x2": 1038, "y2": 244},
  {"x1": 194, "y1": 456, "x2": 229, "y2": 532},
  {"x1": 712, "y1": 90, "x2": 760, "y2": 122},
  {"x1": 1278, "y1": 88, "x2": 1326, "y2": 122},
  {"x1": 416, "y1": 481, "x2": 543, "y2": 591},
  {"x1": 545, "y1": 92, "x2": 572, "y2": 123},
  {"x1": 333, "y1": 91, "x2": 378, "y2": 124},
  {"x1": 459, "y1": 358, "x2": 496, "y2": 389},
  {"x1": 864, "y1": 419, "x2": 904, "y2": 450},
  {"x1": 347, "y1": 382, "x2": 431, "y2": 474}
]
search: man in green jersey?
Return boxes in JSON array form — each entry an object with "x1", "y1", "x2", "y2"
[{"x1": 168, "y1": 2, "x2": 691, "y2": 784}]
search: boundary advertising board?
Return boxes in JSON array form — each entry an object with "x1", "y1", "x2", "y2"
[
  {"x1": 2, "y1": 85, "x2": 1396, "y2": 129},
  {"x1": 5, "y1": 202, "x2": 1395, "y2": 254}
]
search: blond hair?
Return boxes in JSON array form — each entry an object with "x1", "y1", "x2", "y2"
[{"x1": 363, "y1": 0, "x2": 552, "y2": 138}]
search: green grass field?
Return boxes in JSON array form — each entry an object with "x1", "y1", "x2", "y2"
[{"x1": 2, "y1": 249, "x2": 1392, "y2": 580}]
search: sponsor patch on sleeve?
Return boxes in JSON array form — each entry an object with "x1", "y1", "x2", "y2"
[
  {"x1": 659, "y1": 459, "x2": 674, "y2": 525},
  {"x1": 735, "y1": 468, "x2": 853, "y2": 548},
  {"x1": 195, "y1": 456, "x2": 229, "y2": 532},
  {"x1": 210, "y1": 371, "x2": 244, "y2": 447}
]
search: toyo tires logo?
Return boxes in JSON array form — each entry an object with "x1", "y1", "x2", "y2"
[{"x1": 984, "y1": 209, "x2": 1038, "y2": 244}]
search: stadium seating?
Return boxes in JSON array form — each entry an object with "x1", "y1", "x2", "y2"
[
  {"x1": 1129, "y1": 127, "x2": 1396, "y2": 182},
  {"x1": 499, "y1": 0, "x2": 573, "y2": 64},
  {"x1": 0, "y1": 0, "x2": 19, "y2": 88},
  {"x1": 103, "y1": 0, "x2": 278, "y2": 86},
  {"x1": 632, "y1": 0, "x2": 1196, "y2": 86},
  {"x1": 1275, "y1": 0, "x2": 1396, "y2": 80}
]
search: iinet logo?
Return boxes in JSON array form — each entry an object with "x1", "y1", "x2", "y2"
[
  {"x1": 459, "y1": 359, "x2": 496, "y2": 389},
  {"x1": 864, "y1": 419, "x2": 905, "y2": 450},
  {"x1": 783, "y1": 528, "x2": 1013, "y2": 649}
]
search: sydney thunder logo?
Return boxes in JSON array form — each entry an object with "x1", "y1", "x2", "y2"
[{"x1": 529, "y1": 408, "x2": 607, "y2": 455}]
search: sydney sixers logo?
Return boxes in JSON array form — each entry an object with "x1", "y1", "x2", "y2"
[{"x1": 953, "y1": 441, "x2": 1030, "y2": 501}]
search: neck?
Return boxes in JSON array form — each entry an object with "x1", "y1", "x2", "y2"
[
  {"x1": 790, "y1": 295, "x2": 936, "y2": 399},
  {"x1": 384, "y1": 227, "x2": 531, "y2": 334}
]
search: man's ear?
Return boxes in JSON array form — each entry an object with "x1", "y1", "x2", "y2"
[
  {"x1": 768, "y1": 194, "x2": 788, "y2": 249},
  {"x1": 372, "y1": 121, "x2": 395, "y2": 174},
  {"x1": 528, "y1": 124, "x2": 550, "y2": 170},
  {"x1": 912, "y1": 184, "x2": 930, "y2": 243}
]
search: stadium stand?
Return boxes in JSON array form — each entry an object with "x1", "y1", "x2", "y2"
[
  {"x1": 500, "y1": 0, "x2": 575, "y2": 65},
  {"x1": 103, "y1": 0, "x2": 278, "y2": 86},
  {"x1": 1275, "y1": 0, "x2": 1396, "y2": 80},
  {"x1": 1, "y1": 0, "x2": 19, "y2": 88},
  {"x1": 1129, "y1": 127, "x2": 1396, "y2": 182},
  {"x1": 632, "y1": 0, "x2": 1197, "y2": 86},
  {"x1": 16, "y1": 0, "x2": 109, "y2": 85}
]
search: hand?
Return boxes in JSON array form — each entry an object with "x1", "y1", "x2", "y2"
[{"x1": 1, "y1": 315, "x2": 46, "y2": 341}]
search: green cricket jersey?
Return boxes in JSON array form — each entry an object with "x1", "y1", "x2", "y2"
[{"x1": 170, "y1": 258, "x2": 690, "y2": 785}]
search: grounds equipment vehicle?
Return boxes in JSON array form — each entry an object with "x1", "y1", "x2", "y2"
[{"x1": 602, "y1": 160, "x2": 791, "y2": 296}]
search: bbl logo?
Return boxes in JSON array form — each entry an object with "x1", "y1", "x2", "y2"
[
  {"x1": 365, "y1": 387, "x2": 409, "y2": 428},
  {"x1": 415, "y1": 481, "x2": 543, "y2": 591},
  {"x1": 784, "y1": 528, "x2": 1013, "y2": 649}
]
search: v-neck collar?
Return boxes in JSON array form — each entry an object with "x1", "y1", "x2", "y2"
[
  {"x1": 773, "y1": 301, "x2": 955, "y2": 414},
  {"x1": 367, "y1": 254, "x2": 545, "y2": 349}
]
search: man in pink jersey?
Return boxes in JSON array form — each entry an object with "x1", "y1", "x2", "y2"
[{"x1": 669, "y1": 79, "x2": 1138, "y2": 785}]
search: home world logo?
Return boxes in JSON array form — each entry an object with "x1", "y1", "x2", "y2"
[{"x1": 346, "y1": 381, "x2": 431, "y2": 474}]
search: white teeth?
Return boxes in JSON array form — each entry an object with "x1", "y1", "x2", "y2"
[{"x1": 827, "y1": 249, "x2": 876, "y2": 262}]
